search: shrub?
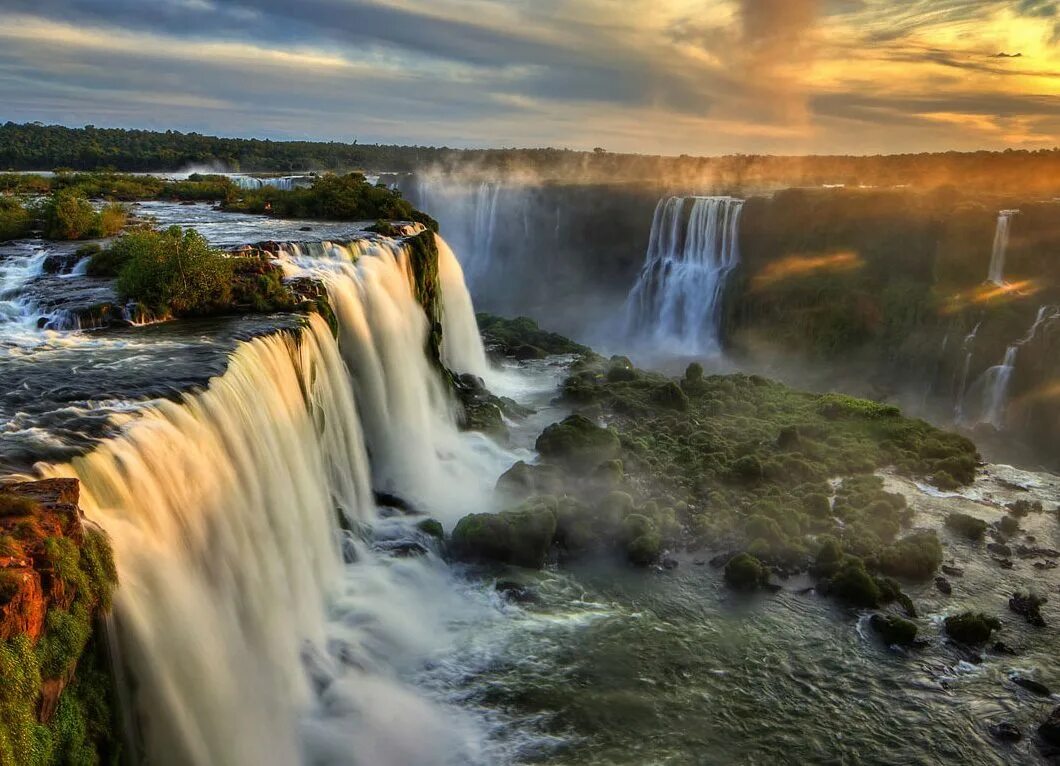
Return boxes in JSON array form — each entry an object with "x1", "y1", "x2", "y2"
[
  {"x1": 997, "y1": 515, "x2": 1019, "y2": 537},
  {"x1": 876, "y1": 531, "x2": 943, "y2": 580},
  {"x1": 41, "y1": 189, "x2": 99, "y2": 239},
  {"x1": 0, "y1": 493, "x2": 37, "y2": 518},
  {"x1": 944, "y1": 512, "x2": 987, "y2": 540},
  {"x1": 944, "y1": 611, "x2": 1000, "y2": 645},
  {"x1": 869, "y1": 613, "x2": 918, "y2": 645},
  {"x1": 96, "y1": 202, "x2": 127, "y2": 236},
  {"x1": 724, "y1": 553, "x2": 769, "y2": 590},
  {"x1": 825, "y1": 559, "x2": 881, "y2": 607},
  {"x1": 114, "y1": 227, "x2": 234, "y2": 315},
  {"x1": 0, "y1": 197, "x2": 33, "y2": 242}
]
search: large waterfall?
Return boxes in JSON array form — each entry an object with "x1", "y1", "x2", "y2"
[
  {"x1": 987, "y1": 210, "x2": 1018, "y2": 285},
  {"x1": 39, "y1": 234, "x2": 510, "y2": 765},
  {"x1": 623, "y1": 196, "x2": 744, "y2": 355}
]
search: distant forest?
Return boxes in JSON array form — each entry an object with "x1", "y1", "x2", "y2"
[{"x1": 2, "y1": 122, "x2": 1059, "y2": 194}]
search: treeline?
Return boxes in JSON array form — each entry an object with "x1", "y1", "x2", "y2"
[{"x1": 2, "y1": 122, "x2": 1060, "y2": 193}]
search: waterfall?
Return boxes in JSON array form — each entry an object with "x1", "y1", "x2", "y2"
[
  {"x1": 409, "y1": 178, "x2": 502, "y2": 295},
  {"x1": 35, "y1": 233, "x2": 508, "y2": 765},
  {"x1": 987, "y1": 210, "x2": 1019, "y2": 285},
  {"x1": 974, "y1": 305, "x2": 1058, "y2": 428},
  {"x1": 623, "y1": 196, "x2": 744, "y2": 355},
  {"x1": 230, "y1": 175, "x2": 312, "y2": 192},
  {"x1": 953, "y1": 322, "x2": 980, "y2": 421}
]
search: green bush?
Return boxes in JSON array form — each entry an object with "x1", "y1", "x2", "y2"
[
  {"x1": 0, "y1": 197, "x2": 33, "y2": 242},
  {"x1": 41, "y1": 189, "x2": 99, "y2": 240},
  {"x1": 724, "y1": 553, "x2": 769, "y2": 590},
  {"x1": 869, "y1": 613, "x2": 918, "y2": 645},
  {"x1": 944, "y1": 611, "x2": 1000, "y2": 645},
  {"x1": 0, "y1": 494, "x2": 37, "y2": 518},
  {"x1": 825, "y1": 559, "x2": 881, "y2": 607},
  {"x1": 96, "y1": 202, "x2": 127, "y2": 236},
  {"x1": 944, "y1": 512, "x2": 987, "y2": 540},
  {"x1": 875, "y1": 531, "x2": 942, "y2": 580},
  {"x1": 114, "y1": 227, "x2": 234, "y2": 315}
]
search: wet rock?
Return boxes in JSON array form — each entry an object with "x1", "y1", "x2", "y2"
[
  {"x1": 993, "y1": 557, "x2": 1015, "y2": 569},
  {"x1": 495, "y1": 580, "x2": 538, "y2": 603},
  {"x1": 944, "y1": 611, "x2": 1001, "y2": 645},
  {"x1": 1009, "y1": 592, "x2": 1047, "y2": 627},
  {"x1": 869, "y1": 613, "x2": 918, "y2": 645},
  {"x1": 299, "y1": 226, "x2": 313, "y2": 231},
  {"x1": 415, "y1": 518, "x2": 444, "y2": 539},
  {"x1": 724, "y1": 553, "x2": 770, "y2": 591},
  {"x1": 709, "y1": 551, "x2": 739, "y2": 568},
  {"x1": 661, "y1": 556, "x2": 679, "y2": 570},
  {"x1": 992, "y1": 641, "x2": 1018, "y2": 655},
  {"x1": 1012, "y1": 676, "x2": 1051, "y2": 696},
  {"x1": 1038, "y1": 706, "x2": 1060, "y2": 747},
  {"x1": 1034, "y1": 560, "x2": 1057, "y2": 571},
  {"x1": 935, "y1": 577, "x2": 952, "y2": 595},
  {"x1": 989, "y1": 722, "x2": 1022, "y2": 742},
  {"x1": 987, "y1": 542, "x2": 1012, "y2": 557},
  {"x1": 941, "y1": 564, "x2": 965, "y2": 577},
  {"x1": 1016, "y1": 545, "x2": 1060, "y2": 559},
  {"x1": 376, "y1": 541, "x2": 429, "y2": 558},
  {"x1": 373, "y1": 491, "x2": 417, "y2": 514},
  {"x1": 451, "y1": 498, "x2": 558, "y2": 569}
]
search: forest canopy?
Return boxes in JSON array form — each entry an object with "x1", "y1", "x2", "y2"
[{"x1": 2, "y1": 122, "x2": 1059, "y2": 194}]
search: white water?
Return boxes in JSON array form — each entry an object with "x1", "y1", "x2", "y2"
[
  {"x1": 410, "y1": 178, "x2": 510, "y2": 296},
  {"x1": 623, "y1": 196, "x2": 744, "y2": 355},
  {"x1": 987, "y1": 209, "x2": 1018, "y2": 285},
  {"x1": 230, "y1": 174, "x2": 313, "y2": 192},
  {"x1": 953, "y1": 322, "x2": 980, "y2": 421},
  {"x1": 973, "y1": 305, "x2": 1058, "y2": 428},
  {"x1": 30, "y1": 233, "x2": 527, "y2": 765}
]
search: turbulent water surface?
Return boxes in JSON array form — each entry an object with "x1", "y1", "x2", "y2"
[{"x1": 2, "y1": 202, "x2": 1059, "y2": 765}]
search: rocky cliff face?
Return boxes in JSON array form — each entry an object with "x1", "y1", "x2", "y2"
[{"x1": 0, "y1": 479, "x2": 118, "y2": 765}]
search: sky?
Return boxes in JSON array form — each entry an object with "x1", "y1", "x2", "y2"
[{"x1": 0, "y1": 0, "x2": 1058, "y2": 155}]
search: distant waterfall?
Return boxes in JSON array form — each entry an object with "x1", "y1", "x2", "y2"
[
  {"x1": 953, "y1": 322, "x2": 980, "y2": 421},
  {"x1": 40, "y1": 234, "x2": 504, "y2": 765},
  {"x1": 624, "y1": 196, "x2": 744, "y2": 355},
  {"x1": 230, "y1": 175, "x2": 313, "y2": 192},
  {"x1": 987, "y1": 210, "x2": 1019, "y2": 285},
  {"x1": 972, "y1": 305, "x2": 1058, "y2": 428},
  {"x1": 409, "y1": 178, "x2": 502, "y2": 294}
]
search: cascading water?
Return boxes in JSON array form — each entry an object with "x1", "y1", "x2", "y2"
[
  {"x1": 973, "y1": 305, "x2": 1058, "y2": 428},
  {"x1": 623, "y1": 196, "x2": 744, "y2": 355},
  {"x1": 229, "y1": 174, "x2": 312, "y2": 192},
  {"x1": 409, "y1": 178, "x2": 502, "y2": 294},
  {"x1": 30, "y1": 232, "x2": 517, "y2": 765},
  {"x1": 953, "y1": 322, "x2": 980, "y2": 421},
  {"x1": 987, "y1": 209, "x2": 1019, "y2": 285}
]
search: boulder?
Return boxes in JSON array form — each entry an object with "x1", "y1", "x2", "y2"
[
  {"x1": 869, "y1": 614, "x2": 918, "y2": 645},
  {"x1": 1012, "y1": 676, "x2": 1051, "y2": 696},
  {"x1": 724, "y1": 553, "x2": 770, "y2": 591},
  {"x1": 451, "y1": 499, "x2": 558, "y2": 569},
  {"x1": 1040, "y1": 706, "x2": 1060, "y2": 747},
  {"x1": 934, "y1": 577, "x2": 952, "y2": 595},
  {"x1": 944, "y1": 611, "x2": 1001, "y2": 645},
  {"x1": 535, "y1": 414, "x2": 620, "y2": 470},
  {"x1": 989, "y1": 722, "x2": 1021, "y2": 742},
  {"x1": 1009, "y1": 592, "x2": 1047, "y2": 627}
]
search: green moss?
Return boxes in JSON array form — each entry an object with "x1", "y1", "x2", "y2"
[
  {"x1": 0, "y1": 494, "x2": 39, "y2": 518},
  {"x1": 944, "y1": 611, "x2": 1001, "y2": 645},
  {"x1": 875, "y1": 531, "x2": 943, "y2": 580},
  {"x1": 535, "y1": 415, "x2": 621, "y2": 470},
  {"x1": 869, "y1": 614, "x2": 918, "y2": 645},
  {"x1": 724, "y1": 553, "x2": 769, "y2": 591},
  {"x1": 944, "y1": 512, "x2": 988, "y2": 541},
  {"x1": 451, "y1": 498, "x2": 558, "y2": 569},
  {"x1": 477, "y1": 314, "x2": 590, "y2": 358},
  {"x1": 416, "y1": 519, "x2": 444, "y2": 539}
]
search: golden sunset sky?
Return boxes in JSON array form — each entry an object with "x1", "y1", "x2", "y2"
[{"x1": 0, "y1": 0, "x2": 1057, "y2": 153}]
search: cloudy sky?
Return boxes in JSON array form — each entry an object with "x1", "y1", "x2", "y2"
[{"x1": 0, "y1": 0, "x2": 1058, "y2": 154}]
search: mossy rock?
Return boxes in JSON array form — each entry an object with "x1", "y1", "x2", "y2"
[
  {"x1": 724, "y1": 553, "x2": 770, "y2": 591},
  {"x1": 944, "y1": 612, "x2": 1000, "y2": 645},
  {"x1": 823, "y1": 559, "x2": 881, "y2": 607},
  {"x1": 451, "y1": 499, "x2": 558, "y2": 569},
  {"x1": 535, "y1": 415, "x2": 620, "y2": 470},
  {"x1": 869, "y1": 614, "x2": 918, "y2": 645},
  {"x1": 650, "y1": 382, "x2": 689, "y2": 411},
  {"x1": 944, "y1": 513, "x2": 988, "y2": 540},
  {"x1": 875, "y1": 531, "x2": 943, "y2": 581},
  {"x1": 416, "y1": 519, "x2": 444, "y2": 539}
]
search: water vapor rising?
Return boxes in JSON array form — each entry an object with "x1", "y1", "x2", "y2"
[{"x1": 740, "y1": 0, "x2": 822, "y2": 124}]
